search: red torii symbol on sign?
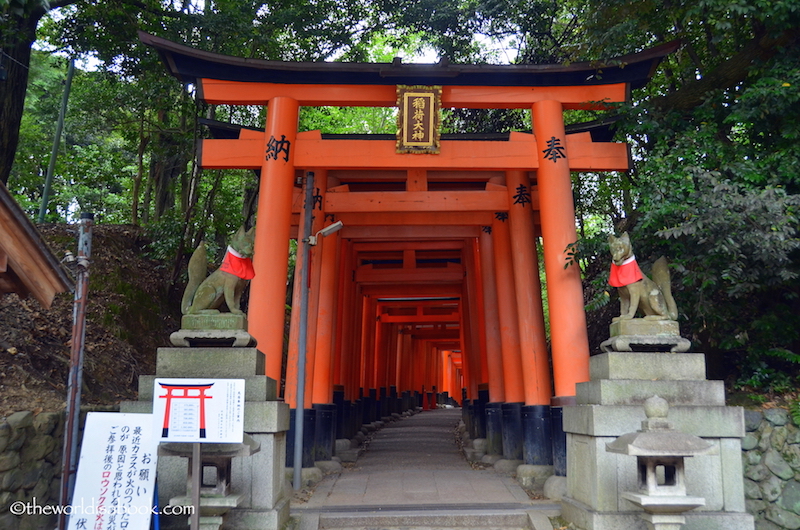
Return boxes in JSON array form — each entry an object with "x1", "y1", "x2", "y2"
[{"x1": 158, "y1": 382, "x2": 214, "y2": 439}]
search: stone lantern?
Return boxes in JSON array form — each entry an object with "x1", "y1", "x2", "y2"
[
  {"x1": 606, "y1": 395, "x2": 717, "y2": 530},
  {"x1": 161, "y1": 436, "x2": 261, "y2": 530}
]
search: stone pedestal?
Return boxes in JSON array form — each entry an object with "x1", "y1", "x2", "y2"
[
  {"x1": 169, "y1": 314, "x2": 256, "y2": 347},
  {"x1": 561, "y1": 351, "x2": 754, "y2": 530},
  {"x1": 121, "y1": 318, "x2": 290, "y2": 530},
  {"x1": 600, "y1": 319, "x2": 691, "y2": 353}
]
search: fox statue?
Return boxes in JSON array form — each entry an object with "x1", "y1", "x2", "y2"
[
  {"x1": 608, "y1": 232, "x2": 678, "y2": 322},
  {"x1": 181, "y1": 226, "x2": 256, "y2": 315}
]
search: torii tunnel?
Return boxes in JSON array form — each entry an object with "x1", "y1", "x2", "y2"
[{"x1": 142, "y1": 33, "x2": 676, "y2": 468}]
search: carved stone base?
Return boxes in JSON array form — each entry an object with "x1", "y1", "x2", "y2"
[
  {"x1": 610, "y1": 319, "x2": 679, "y2": 337},
  {"x1": 181, "y1": 312, "x2": 248, "y2": 330},
  {"x1": 170, "y1": 329, "x2": 255, "y2": 347},
  {"x1": 601, "y1": 335, "x2": 691, "y2": 353},
  {"x1": 602, "y1": 319, "x2": 691, "y2": 353}
]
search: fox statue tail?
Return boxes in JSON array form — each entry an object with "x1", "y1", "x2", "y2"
[
  {"x1": 651, "y1": 256, "x2": 678, "y2": 321},
  {"x1": 181, "y1": 242, "x2": 208, "y2": 315}
]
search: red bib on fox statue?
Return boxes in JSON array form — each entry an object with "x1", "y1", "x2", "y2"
[
  {"x1": 220, "y1": 246, "x2": 256, "y2": 280},
  {"x1": 609, "y1": 255, "x2": 643, "y2": 287}
]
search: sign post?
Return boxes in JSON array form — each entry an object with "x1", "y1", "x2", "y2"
[{"x1": 191, "y1": 443, "x2": 201, "y2": 530}]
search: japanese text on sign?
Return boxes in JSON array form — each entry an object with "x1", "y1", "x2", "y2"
[
  {"x1": 396, "y1": 85, "x2": 441, "y2": 154},
  {"x1": 153, "y1": 378, "x2": 245, "y2": 444},
  {"x1": 67, "y1": 413, "x2": 159, "y2": 530}
]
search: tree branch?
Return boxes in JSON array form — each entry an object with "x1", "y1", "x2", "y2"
[
  {"x1": 653, "y1": 29, "x2": 798, "y2": 112},
  {"x1": 48, "y1": 0, "x2": 79, "y2": 9}
]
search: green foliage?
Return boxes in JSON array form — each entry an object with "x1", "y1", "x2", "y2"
[
  {"x1": 300, "y1": 106, "x2": 397, "y2": 134},
  {"x1": 10, "y1": 51, "x2": 145, "y2": 221},
  {"x1": 441, "y1": 108, "x2": 529, "y2": 135},
  {"x1": 0, "y1": 0, "x2": 48, "y2": 25},
  {"x1": 569, "y1": 0, "x2": 800, "y2": 385},
  {"x1": 564, "y1": 232, "x2": 614, "y2": 313},
  {"x1": 735, "y1": 359, "x2": 796, "y2": 395},
  {"x1": 9, "y1": 51, "x2": 65, "y2": 213},
  {"x1": 585, "y1": 290, "x2": 611, "y2": 313},
  {"x1": 564, "y1": 233, "x2": 608, "y2": 272},
  {"x1": 143, "y1": 212, "x2": 184, "y2": 263},
  {"x1": 789, "y1": 399, "x2": 800, "y2": 427},
  {"x1": 648, "y1": 169, "x2": 800, "y2": 298}
]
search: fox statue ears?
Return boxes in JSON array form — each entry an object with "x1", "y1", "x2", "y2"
[
  {"x1": 233, "y1": 226, "x2": 256, "y2": 238},
  {"x1": 608, "y1": 231, "x2": 630, "y2": 244}
]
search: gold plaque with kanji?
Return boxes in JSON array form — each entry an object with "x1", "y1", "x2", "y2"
[{"x1": 396, "y1": 85, "x2": 441, "y2": 154}]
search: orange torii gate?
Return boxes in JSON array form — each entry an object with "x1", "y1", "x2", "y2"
[{"x1": 141, "y1": 32, "x2": 676, "y2": 467}]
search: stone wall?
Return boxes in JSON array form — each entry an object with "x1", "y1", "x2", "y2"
[
  {"x1": 743, "y1": 408, "x2": 800, "y2": 530},
  {"x1": 0, "y1": 411, "x2": 64, "y2": 530},
  {"x1": 0, "y1": 407, "x2": 116, "y2": 530}
]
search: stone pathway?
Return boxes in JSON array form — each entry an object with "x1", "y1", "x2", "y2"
[{"x1": 292, "y1": 408, "x2": 559, "y2": 529}]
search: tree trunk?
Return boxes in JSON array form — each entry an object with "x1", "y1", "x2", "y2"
[
  {"x1": 169, "y1": 157, "x2": 204, "y2": 287},
  {"x1": 242, "y1": 175, "x2": 259, "y2": 230},
  {"x1": 150, "y1": 140, "x2": 187, "y2": 221},
  {"x1": 142, "y1": 170, "x2": 153, "y2": 224},
  {"x1": 131, "y1": 114, "x2": 149, "y2": 225},
  {"x1": 0, "y1": 0, "x2": 76, "y2": 186},
  {"x1": 0, "y1": 8, "x2": 44, "y2": 185}
]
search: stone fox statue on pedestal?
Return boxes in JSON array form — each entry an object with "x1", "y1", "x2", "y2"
[
  {"x1": 181, "y1": 226, "x2": 256, "y2": 315},
  {"x1": 608, "y1": 232, "x2": 678, "y2": 322}
]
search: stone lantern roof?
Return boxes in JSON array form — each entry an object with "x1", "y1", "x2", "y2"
[{"x1": 606, "y1": 395, "x2": 718, "y2": 458}]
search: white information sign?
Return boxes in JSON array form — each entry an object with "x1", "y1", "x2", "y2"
[
  {"x1": 152, "y1": 378, "x2": 245, "y2": 443},
  {"x1": 67, "y1": 412, "x2": 159, "y2": 530}
]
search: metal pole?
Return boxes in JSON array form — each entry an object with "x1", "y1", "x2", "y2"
[
  {"x1": 191, "y1": 442, "x2": 201, "y2": 530},
  {"x1": 58, "y1": 212, "x2": 93, "y2": 530},
  {"x1": 152, "y1": 480, "x2": 161, "y2": 530},
  {"x1": 39, "y1": 59, "x2": 75, "y2": 223},
  {"x1": 293, "y1": 171, "x2": 315, "y2": 490}
]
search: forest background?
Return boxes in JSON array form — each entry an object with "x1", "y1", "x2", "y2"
[{"x1": 1, "y1": 0, "x2": 799, "y2": 403}]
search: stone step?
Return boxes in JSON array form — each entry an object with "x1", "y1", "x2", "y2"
[
  {"x1": 320, "y1": 524, "x2": 532, "y2": 530},
  {"x1": 318, "y1": 511, "x2": 531, "y2": 529},
  {"x1": 294, "y1": 505, "x2": 557, "y2": 530}
]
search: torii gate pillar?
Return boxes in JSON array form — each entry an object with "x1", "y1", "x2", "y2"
[
  {"x1": 249, "y1": 96, "x2": 300, "y2": 382},
  {"x1": 505, "y1": 169, "x2": 551, "y2": 406},
  {"x1": 533, "y1": 100, "x2": 590, "y2": 401}
]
